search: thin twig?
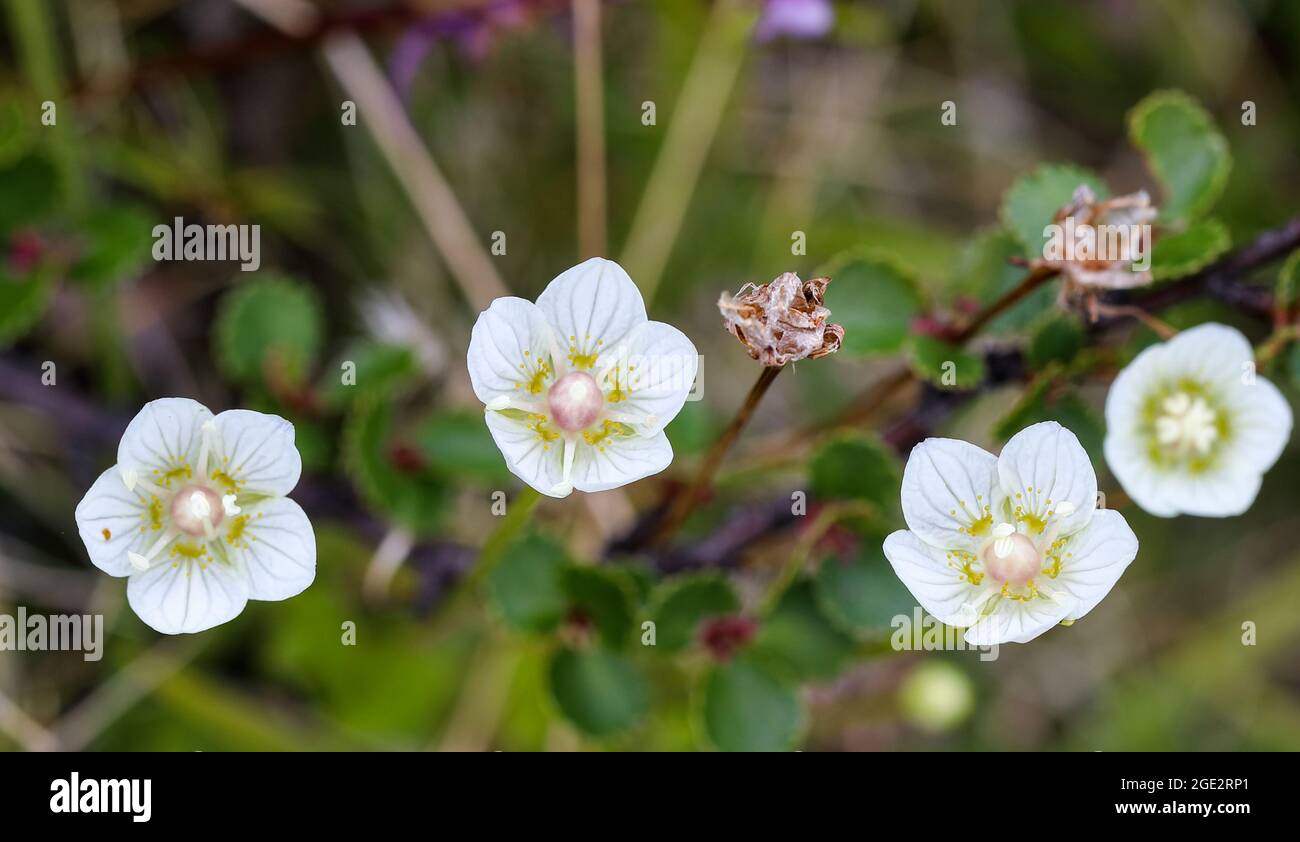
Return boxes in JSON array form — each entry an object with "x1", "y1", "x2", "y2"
[
  {"x1": 0, "y1": 687, "x2": 59, "y2": 751},
  {"x1": 950, "y1": 264, "x2": 1060, "y2": 344},
  {"x1": 654, "y1": 365, "x2": 782, "y2": 544}
]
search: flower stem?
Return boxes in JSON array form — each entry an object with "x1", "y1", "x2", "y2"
[
  {"x1": 468, "y1": 487, "x2": 543, "y2": 591},
  {"x1": 951, "y1": 264, "x2": 1059, "y2": 344},
  {"x1": 655, "y1": 365, "x2": 782, "y2": 544}
]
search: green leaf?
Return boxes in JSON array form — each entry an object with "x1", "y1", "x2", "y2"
[
  {"x1": 418, "y1": 410, "x2": 511, "y2": 486},
  {"x1": 1150, "y1": 218, "x2": 1230, "y2": 281},
  {"x1": 0, "y1": 262, "x2": 55, "y2": 347},
  {"x1": 816, "y1": 544, "x2": 916, "y2": 637},
  {"x1": 488, "y1": 534, "x2": 569, "y2": 634},
  {"x1": 1128, "y1": 90, "x2": 1231, "y2": 223},
  {"x1": 343, "y1": 397, "x2": 449, "y2": 534},
  {"x1": 907, "y1": 334, "x2": 986, "y2": 390},
  {"x1": 323, "y1": 341, "x2": 419, "y2": 408},
  {"x1": 1027, "y1": 314, "x2": 1085, "y2": 370},
  {"x1": 1000, "y1": 164, "x2": 1107, "y2": 257},
  {"x1": 548, "y1": 647, "x2": 649, "y2": 738},
  {"x1": 818, "y1": 251, "x2": 924, "y2": 356},
  {"x1": 751, "y1": 580, "x2": 855, "y2": 682},
  {"x1": 664, "y1": 401, "x2": 719, "y2": 455},
  {"x1": 1288, "y1": 342, "x2": 1300, "y2": 392},
  {"x1": 0, "y1": 93, "x2": 34, "y2": 168},
  {"x1": 647, "y1": 574, "x2": 739, "y2": 653},
  {"x1": 69, "y1": 205, "x2": 155, "y2": 288},
  {"x1": 0, "y1": 154, "x2": 60, "y2": 236},
  {"x1": 700, "y1": 657, "x2": 802, "y2": 752},
  {"x1": 561, "y1": 566, "x2": 638, "y2": 649},
  {"x1": 215, "y1": 275, "x2": 323, "y2": 386},
  {"x1": 809, "y1": 434, "x2": 900, "y2": 516}
]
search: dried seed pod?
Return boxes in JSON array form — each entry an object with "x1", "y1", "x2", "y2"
[{"x1": 718, "y1": 272, "x2": 844, "y2": 367}]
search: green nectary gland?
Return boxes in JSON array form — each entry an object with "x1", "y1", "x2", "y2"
[{"x1": 1138, "y1": 378, "x2": 1232, "y2": 473}]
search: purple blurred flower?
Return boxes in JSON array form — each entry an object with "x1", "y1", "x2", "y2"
[
  {"x1": 389, "y1": 1, "x2": 528, "y2": 101},
  {"x1": 755, "y1": 0, "x2": 834, "y2": 43}
]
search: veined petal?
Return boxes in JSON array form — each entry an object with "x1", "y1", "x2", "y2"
[
  {"x1": 1221, "y1": 376, "x2": 1292, "y2": 474},
  {"x1": 899, "y1": 438, "x2": 999, "y2": 553},
  {"x1": 211, "y1": 409, "x2": 302, "y2": 498},
  {"x1": 74, "y1": 466, "x2": 159, "y2": 577},
  {"x1": 1051, "y1": 509, "x2": 1137, "y2": 621},
  {"x1": 600, "y1": 320, "x2": 698, "y2": 435},
  {"x1": 220, "y1": 496, "x2": 315, "y2": 601},
  {"x1": 483, "y1": 409, "x2": 567, "y2": 497},
  {"x1": 126, "y1": 556, "x2": 249, "y2": 634},
  {"x1": 467, "y1": 296, "x2": 560, "y2": 404},
  {"x1": 962, "y1": 590, "x2": 1075, "y2": 646},
  {"x1": 117, "y1": 398, "x2": 212, "y2": 484},
  {"x1": 883, "y1": 530, "x2": 986, "y2": 628},
  {"x1": 1162, "y1": 322, "x2": 1254, "y2": 390},
  {"x1": 571, "y1": 428, "x2": 673, "y2": 493},
  {"x1": 1159, "y1": 462, "x2": 1262, "y2": 518},
  {"x1": 1102, "y1": 431, "x2": 1179, "y2": 517},
  {"x1": 535, "y1": 258, "x2": 647, "y2": 372},
  {"x1": 998, "y1": 421, "x2": 1096, "y2": 537}
]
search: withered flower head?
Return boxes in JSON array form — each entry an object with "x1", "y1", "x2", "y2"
[
  {"x1": 718, "y1": 272, "x2": 844, "y2": 367},
  {"x1": 1038, "y1": 184, "x2": 1158, "y2": 294}
]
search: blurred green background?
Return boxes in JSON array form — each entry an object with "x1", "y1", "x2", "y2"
[{"x1": 1, "y1": 0, "x2": 1299, "y2": 751}]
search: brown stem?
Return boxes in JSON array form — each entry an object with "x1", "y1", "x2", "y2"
[
  {"x1": 654, "y1": 365, "x2": 783, "y2": 544},
  {"x1": 950, "y1": 264, "x2": 1059, "y2": 344}
]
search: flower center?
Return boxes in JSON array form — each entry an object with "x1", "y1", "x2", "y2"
[
  {"x1": 170, "y1": 485, "x2": 224, "y2": 537},
  {"x1": 982, "y1": 526, "x2": 1041, "y2": 586},
  {"x1": 1155, "y1": 391, "x2": 1218, "y2": 456},
  {"x1": 547, "y1": 371, "x2": 604, "y2": 433}
]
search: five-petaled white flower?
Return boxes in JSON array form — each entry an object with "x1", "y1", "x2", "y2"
[
  {"x1": 1104, "y1": 323, "x2": 1292, "y2": 518},
  {"x1": 467, "y1": 258, "x2": 698, "y2": 498},
  {"x1": 884, "y1": 421, "x2": 1138, "y2": 645},
  {"x1": 74, "y1": 398, "x2": 316, "y2": 634}
]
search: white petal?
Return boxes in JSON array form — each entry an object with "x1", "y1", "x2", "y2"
[
  {"x1": 127, "y1": 556, "x2": 249, "y2": 634},
  {"x1": 963, "y1": 591, "x2": 1075, "y2": 646},
  {"x1": 467, "y1": 296, "x2": 560, "y2": 404},
  {"x1": 1051, "y1": 509, "x2": 1138, "y2": 620},
  {"x1": 899, "y1": 438, "x2": 1000, "y2": 553},
  {"x1": 221, "y1": 496, "x2": 316, "y2": 601},
  {"x1": 1162, "y1": 322, "x2": 1254, "y2": 389},
  {"x1": 1161, "y1": 463, "x2": 1262, "y2": 517},
  {"x1": 1102, "y1": 431, "x2": 1179, "y2": 517},
  {"x1": 211, "y1": 409, "x2": 302, "y2": 497},
  {"x1": 571, "y1": 429, "x2": 673, "y2": 493},
  {"x1": 483, "y1": 410, "x2": 567, "y2": 497},
  {"x1": 74, "y1": 466, "x2": 158, "y2": 577},
  {"x1": 1222, "y1": 376, "x2": 1292, "y2": 474},
  {"x1": 998, "y1": 421, "x2": 1096, "y2": 536},
  {"x1": 882, "y1": 530, "x2": 986, "y2": 628},
  {"x1": 535, "y1": 258, "x2": 647, "y2": 371},
  {"x1": 600, "y1": 320, "x2": 698, "y2": 435},
  {"x1": 117, "y1": 398, "x2": 212, "y2": 480}
]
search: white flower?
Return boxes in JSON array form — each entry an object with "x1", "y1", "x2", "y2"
[
  {"x1": 467, "y1": 257, "x2": 698, "y2": 498},
  {"x1": 883, "y1": 421, "x2": 1138, "y2": 645},
  {"x1": 1104, "y1": 323, "x2": 1292, "y2": 517},
  {"x1": 74, "y1": 399, "x2": 316, "y2": 634}
]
